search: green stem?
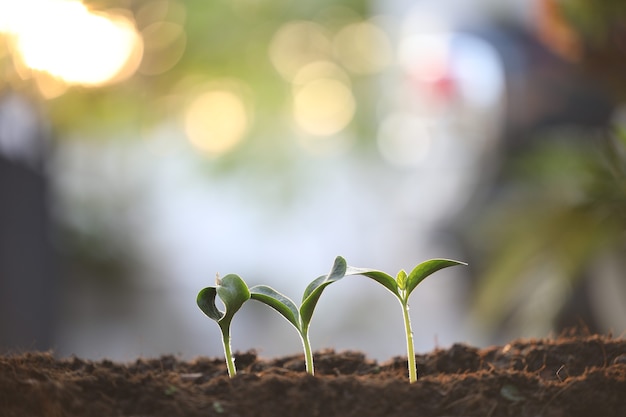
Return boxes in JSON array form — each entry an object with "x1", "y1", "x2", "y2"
[
  {"x1": 221, "y1": 328, "x2": 237, "y2": 377},
  {"x1": 401, "y1": 299, "x2": 417, "y2": 383},
  {"x1": 301, "y1": 329, "x2": 315, "y2": 376}
]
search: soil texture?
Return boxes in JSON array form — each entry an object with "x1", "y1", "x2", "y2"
[{"x1": 1, "y1": 334, "x2": 625, "y2": 417}]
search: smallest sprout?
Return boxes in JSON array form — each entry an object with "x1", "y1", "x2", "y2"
[{"x1": 197, "y1": 274, "x2": 251, "y2": 377}]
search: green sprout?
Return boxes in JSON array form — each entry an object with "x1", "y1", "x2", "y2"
[
  {"x1": 346, "y1": 259, "x2": 467, "y2": 383},
  {"x1": 248, "y1": 256, "x2": 348, "y2": 376},
  {"x1": 197, "y1": 273, "x2": 251, "y2": 377},
  {"x1": 196, "y1": 256, "x2": 465, "y2": 381}
]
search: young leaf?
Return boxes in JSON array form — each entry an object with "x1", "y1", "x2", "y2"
[
  {"x1": 196, "y1": 274, "x2": 251, "y2": 377},
  {"x1": 406, "y1": 259, "x2": 467, "y2": 297},
  {"x1": 249, "y1": 285, "x2": 300, "y2": 330},
  {"x1": 299, "y1": 256, "x2": 347, "y2": 329},
  {"x1": 344, "y1": 267, "x2": 399, "y2": 296},
  {"x1": 397, "y1": 270, "x2": 408, "y2": 291},
  {"x1": 197, "y1": 287, "x2": 224, "y2": 322},
  {"x1": 196, "y1": 273, "x2": 251, "y2": 331},
  {"x1": 346, "y1": 258, "x2": 466, "y2": 383},
  {"x1": 213, "y1": 274, "x2": 250, "y2": 326},
  {"x1": 301, "y1": 256, "x2": 348, "y2": 301},
  {"x1": 247, "y1": 256, "x2": 350, "y2": 375}
]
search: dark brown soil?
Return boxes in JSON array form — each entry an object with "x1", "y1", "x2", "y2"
[{"x1": 1, "y1": 334, "x2": 625, "y2": 417}]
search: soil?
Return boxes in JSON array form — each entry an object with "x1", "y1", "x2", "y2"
[{"x1": 1, "y1": 333, "x2": 625, "y2": 417}]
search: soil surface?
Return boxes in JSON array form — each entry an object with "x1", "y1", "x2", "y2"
[{"x1": 1, "y1": 334, "x2": 625, "y2": 417}]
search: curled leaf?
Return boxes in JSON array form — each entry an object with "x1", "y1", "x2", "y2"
[
  {"x1": 197, "y1": 274, "x2": 251, "y2": 330},
  {"x1": 197, "y1": 287, "x2": 223, "y2": 322},
  {"x1": 197, "y1": 273, "x2": 251, "y2": 378}
]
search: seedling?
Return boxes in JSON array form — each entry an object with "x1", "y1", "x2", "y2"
[
  {"x1": 248, "y1": 256, "x2": 348, "y2": 375},
  {"x1": 345, "y1": 259, "x2": 466, "y2": 383},
  {"x1": 197, "y1": 273, "x2": 250, "y2": 377},
  {"x1": 196, "y1": 256, "x2": 465, "y2": 382}
]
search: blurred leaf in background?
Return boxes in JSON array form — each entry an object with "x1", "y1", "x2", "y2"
[
  {"x1": 462, "y1": 0, "x2": 626, "y2": 339},
  {"x1": 468, "y1": 126, "x2": 626, "y2": 337}
]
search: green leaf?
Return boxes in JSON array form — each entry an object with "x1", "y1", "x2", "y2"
[
  {"x1": 217, "y1": 274, "x2": 251, "y2": 320},
  {"x1": 250, "y1": 285, "x2": 301, "y2": 330},
  {"x1": 301, "y1": 275, "x2": 325, "y2": 302},
  {"x1": 301, "y1": 256, "x2": 347, "y2": 301},
  {"x1": 197, "y1": 287, "x2": 224, "y2": 322},
  {"x1": 397, "y1": 270, "x2": 407, "y2": 291},
  {"x1": 299, "y1": 256, "x2": 348, "y2": 329},
  {"x1": 344, "y1": 266, "x2": 399, "y2": 297},
  {"x1": 406, "y1": 259, "x2": 467, "y2": 297},
  {"x1": 197, "y1": 274, "x2": 251, "y2": 331}
]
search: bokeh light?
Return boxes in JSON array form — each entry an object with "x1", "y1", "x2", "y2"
[
  {"x1": 269, "y1": 20, "x2": 332, "y2": 82},
  {"x1": 0, "y1": 0, "x2": 143, "y2": 87},
  {"x1": 398, "y1": 33, "x2": 450, "y2": 83},
  {"x1": 333, "y1": 21, "x2": 393, "y2": 74},
  {"x1": 135, "y1": 0, "x2": 187, "y2": 28},
  {"x1": 183, "y1": 88, "x2": 250, "y2": 156},
  {"x1": 292, "y1": 77, "x2": 355, "y2": 136},
  {"x1": 139, "y1": 21, "x2": 186, "y2": 76},
  {"x1": 292, "y1": 60, "x2": 351, "y2": 87}
]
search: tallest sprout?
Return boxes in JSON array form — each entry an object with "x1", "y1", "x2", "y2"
[{"x1": 346, "y1": 259, "x2": 466, "y2": 383}]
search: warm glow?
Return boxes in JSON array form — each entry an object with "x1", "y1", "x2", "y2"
[
  {"x1": 269, "y1": 20, "x2": 332, "y2": 81},
  {"x1": 0, "y1": 0, "x2": 142, "y2": 87},
  {"x1": 293, "y1": 78, "x2": 355, "y2": 136},
  {"x1": 184, "y1": 90, "x2": 249, "y2": 156},
  {"x1": 292, "y1": 60, "x2": 351, "y2": 87},
  {"x1": 333, "y1": 21, "x2": 393, "y2": 74},
  {"x1": 139, "y1": 21, "x2": 186, "y2": 76}
]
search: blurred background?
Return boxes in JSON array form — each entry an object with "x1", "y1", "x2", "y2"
[{"x1": 0, "y1": 0, "x2": 625, "y2": 362}]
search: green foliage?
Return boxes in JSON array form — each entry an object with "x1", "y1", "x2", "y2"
[
  {"x1": 345, "y1": 259, "x2": 467, "y2": 383},
  {"x1": 197, "y1": 274, "x2": 251, "y2": 377},
  {"x1": 346, "y1": 259, "x2": 465, "y2": 302},
  {"x1": 197, "y1": 256, "x2": 466, "y2": 382},
  {"x1": 470, "y1": 127, "x2": 626, "y2": 336},
  {"x1": 249, "y1": 256, "x2": 349, "y2": 375}
]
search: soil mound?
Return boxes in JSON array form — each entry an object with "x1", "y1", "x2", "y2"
[{"x1": 1, "y1": 334, "x2": 625, "y2": 416}]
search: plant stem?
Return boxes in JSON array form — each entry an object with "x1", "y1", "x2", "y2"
[
  {"x1": 401, "y1": 300, "x2": 417, "y2": 383},
  {"x1": 301, "y1": 330, "x2": 315, "y2": 376},
  {"x1": 221, "y1": 329, "x2": 237, "y2": 377}
]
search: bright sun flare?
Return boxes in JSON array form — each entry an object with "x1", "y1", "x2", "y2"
[{"x1": 0, "y1": 0, "x2": 142, "y2": 87}]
